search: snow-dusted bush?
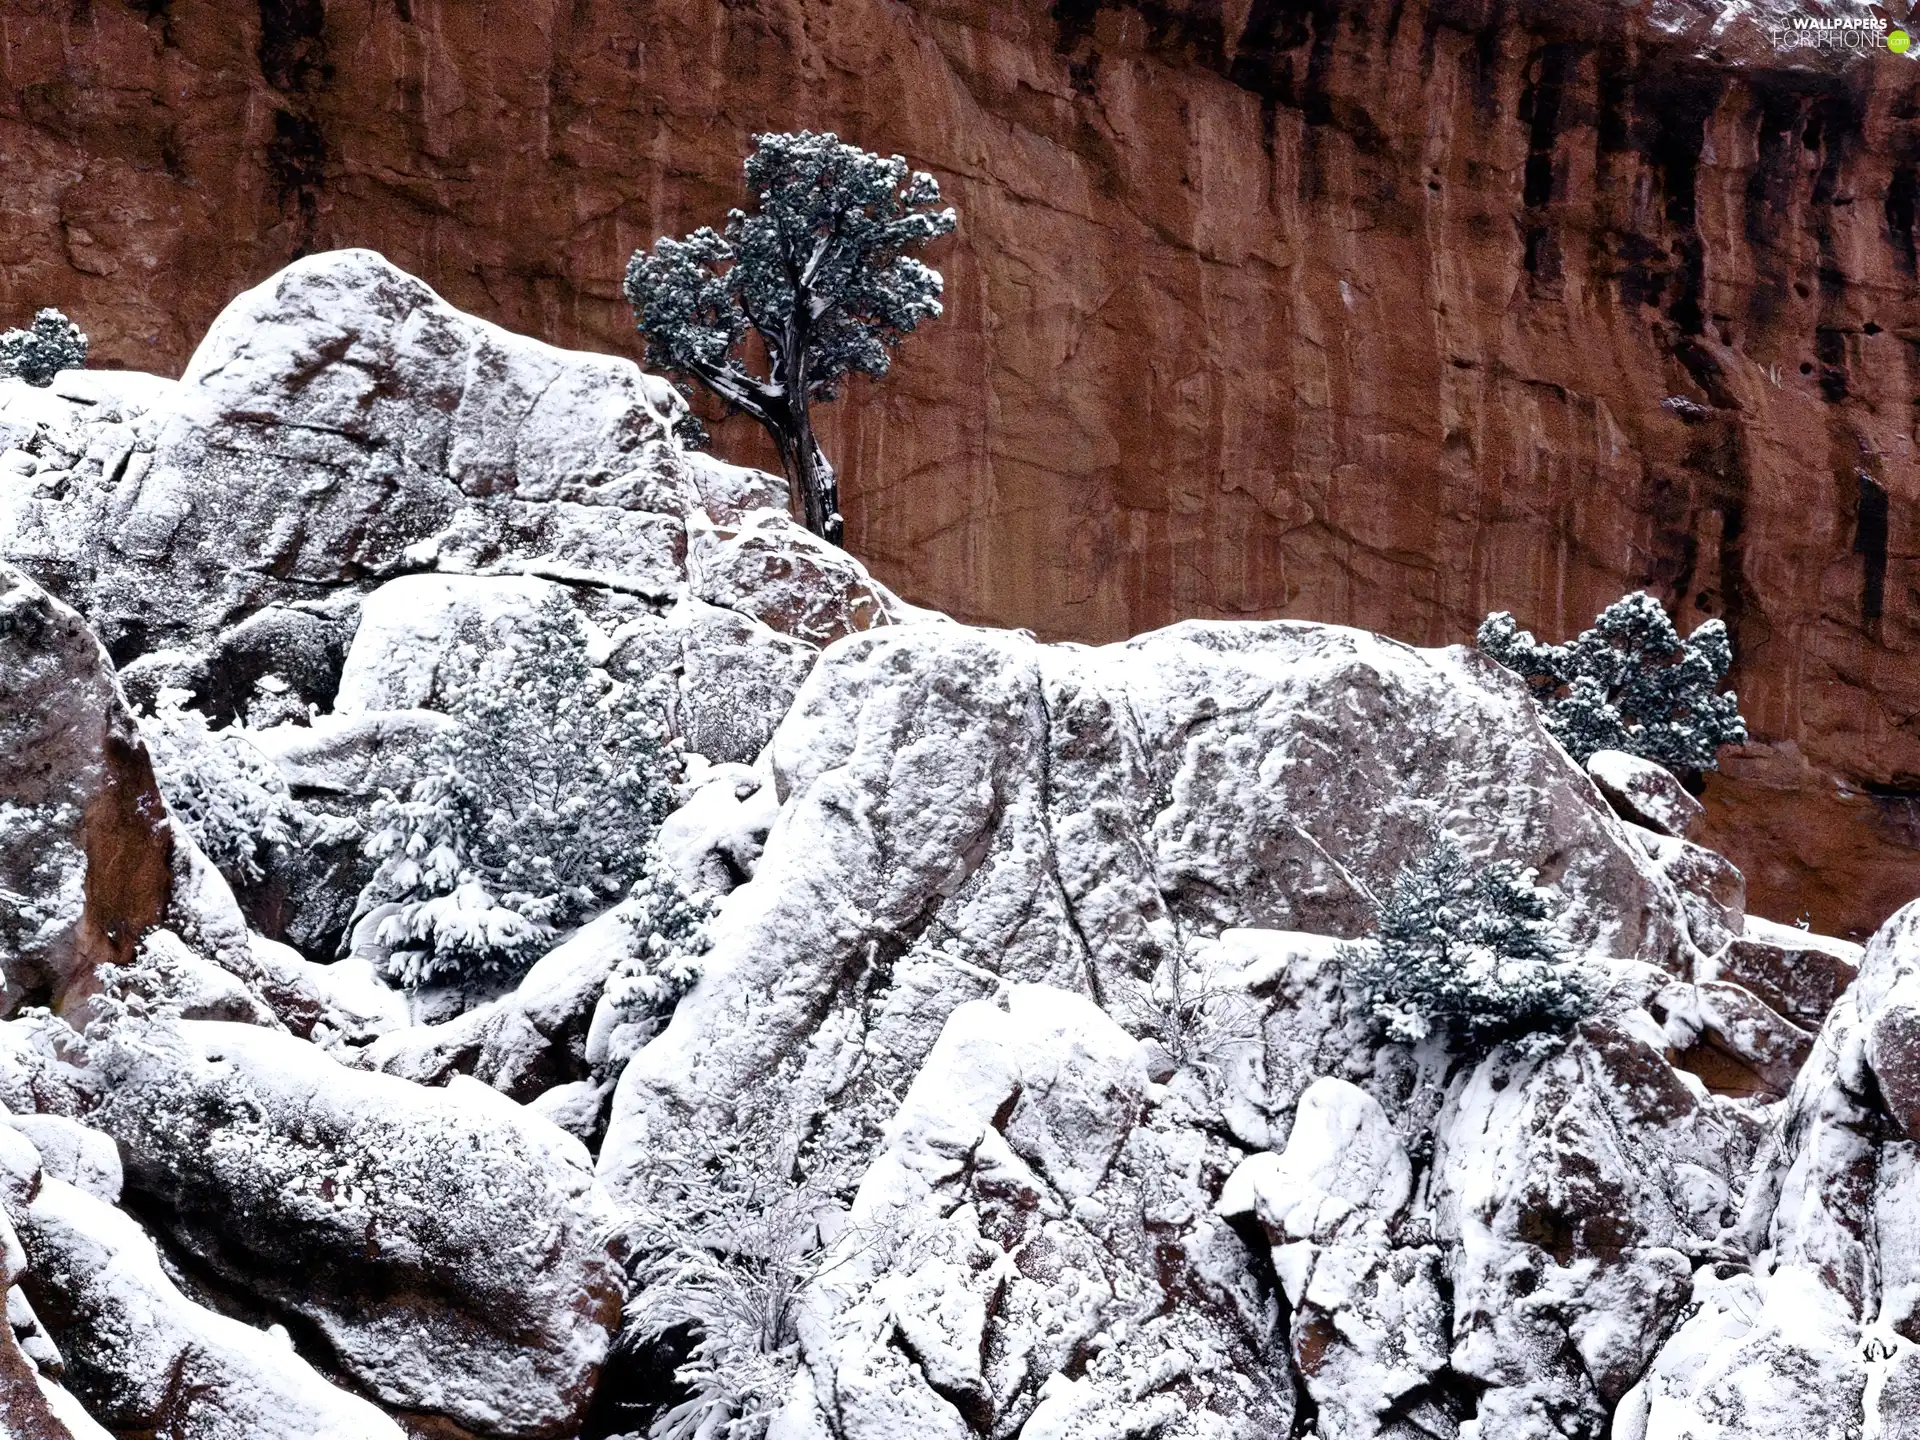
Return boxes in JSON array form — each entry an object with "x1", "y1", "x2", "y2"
[
  {"x1": 356, "y1": 593, "x2": 678, "y2": 989},
  {"x1": 1115, "y1": 933, "x2": 1258, "y2": 1094},
  {"x1": 139, "y1": 691, "x2": 313, "y2": 886},
  {"x1": 586, "y1": 848, "x2": 717, "y2": 1080},
  {"x1": 0, "y1": 308, "x2": 87, "y2": 386},
  {"x1": 611, "y1": 1105, "x2": 849, "y2": 1440},
  {"x1": 1348, "y1": 831, "x2": 1596, "y2": 1058},
  {"x1": 1477, "y1": 590, "x2": 1747, "y2": 772}
]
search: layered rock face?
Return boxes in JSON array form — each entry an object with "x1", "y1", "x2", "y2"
[{"x1": 0, "y1": 0, "x2": 1915, "y2": 934}]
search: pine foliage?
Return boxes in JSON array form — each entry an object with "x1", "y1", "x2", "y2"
[
  {"x1": 624, "y1": 131, "x2": 955, "y2": 542},
  {"x1": 0, "y1": 309, "x2": 87, "y2": 387},
  {"x1": 1349, "y1": 831, "x2": 1595, "y2": 1057},
  {"x1": 356, "y1": 594, "x2": 678, "y2": 989},
  {"x1": 139, "y1": 691, "x2": 322, "y2": 887},
  {"x1": 586, "y1": 848, "x2": 718, "y2": 1080},
  {"x1": 1477, "y1": 591, "x2": 1747, "y2": 771}
]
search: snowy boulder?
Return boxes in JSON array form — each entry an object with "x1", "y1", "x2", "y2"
[
  {"x1": 653, "y1": 760, "x2": 780, "y2": 894},
  {"x1": 80, "y1": 249, "x2": 687, "y2": 651},
  {"x1": 3, "y1": 249, "x2": 916, "y2": 674},
  {"x1": 1637, "y1": 829, "x2": 1747, "y2": 957},
  {"x1": 335, "y1": 572, "x2": 564, "y2": 713},
  {"x1": 1219, "y1": 1078, "x2": 1411, "y2": 1245},
  {"x1": 0, "y1": 564, "x2": 173, "y2": 1016},
  {"x1": 1718, "y1": 915, "x2": 1861, "y2": 1033},
  {"x1": 1627, "y1": 988, "x2": 1889, "y2": 1439},
  {"x1": 4, "y1": 1115, "x2": 119, "y2": 1206},
  {"x1": 781, "y1": 985, "x2": 1295, "y2": 1437},
  {"x1": 687, "y1": 508, "x2": 916, "y2": 649},
  {"x1": 19, "y1": 1188, "x2": 407, "y2": 1439},
  {"x1": 1220, "y1": 1079, "x2": 1447, "y2": 1438},
  {"x1": 608, "y1": 597, "x2": 817, "y2": 765},
  {"x1": 90, "y1": 1016, "x2": 623, "y2": 1438},
  {"x1": 158, "y1": 827, "x2": 360, "y2": 1037},
  {"x1": 1433, "y1": 1017, "x2": 1745, "y2": 1436},
  {"x1": 0, "y1": 368, "x2": 177, "y2": 616},
  {"x1": 1622, "y1": 1265, "x2": 1868, "y2": 1440},
  {"x1": 1855, "y1": 901, "x2": 1920, "y2": 1140},
  {"x1": 1651, "y1": 978, "x2": 1815, "y2": 1099},
  {"x1": 252, "y1": 708, "x2": 456, "y2": 796},
  {"x1": 1585, "y1": 748, "x2": 1703, "y2": 838},
  {"x1": 0, "y1": 1016, "x2": 96, "y2": 1121},
  {"x1": 603, "y1": 620, "x2": 1694, "y2": 1211},
  {"x1": 357, "y1": 902, "x2": 639, "y2": 1103},
  {"x1": 206, "y1": 601, "x2": 356, "y2": 725},
  {"x1": 0, "y1": 1130, "x2": 403, "y2": 1439},
  {"x1": 1205, "y1": 928, "x2": 1379, "y2": 1153}
]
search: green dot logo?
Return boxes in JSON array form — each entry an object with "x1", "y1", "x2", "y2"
[{"x1": 1891, "y1": 27, "x2": 1913, "y2": 52}]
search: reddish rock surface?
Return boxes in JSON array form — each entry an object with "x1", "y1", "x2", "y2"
[
  {"x1": 0, "y1": 564, "x2": 173, "y2": 1016},
  {"x1": 0, "y1": 0, "x2": 1914, "y2": 934}
]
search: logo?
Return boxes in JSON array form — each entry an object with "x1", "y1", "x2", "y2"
[{"x1": 1764, "y1": 12, "x2": 1917, "y2": 56}]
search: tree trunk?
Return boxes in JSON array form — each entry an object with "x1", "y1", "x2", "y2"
[{"x1": 763, "y1": 391, "x2": 842, "y2": 547}]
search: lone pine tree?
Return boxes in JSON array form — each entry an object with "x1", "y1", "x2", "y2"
[
  {"x1": 625, "y1": 131, "x2": 955, "y2": 545},
  {"x1": 1478, "y1": 591, "x2": 1748, "y2": 774}
]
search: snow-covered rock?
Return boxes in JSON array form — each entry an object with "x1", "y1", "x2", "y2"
[
  {"x1": 1638, "y1": 829, "x2": 1748, "y2": 957},
  {"x1": 653, "y1": 760, "x2": 780, "y2": 894},
  {"x1": 1852, "y1": 901, "x2": 1920, "y2": 1139},
  {"x1": 608, "y1": 596, "x2": 818, "y2": 765},
  {"x1": 57, "y1": 249, "x2": 687, "y2": 652},
  {"x1": 1718, "y1": 914, "x2": 1861, "y2": 1033},
  {"x1": 1585, "y1": 748, "x2": 1704, "y2": 838},
  {"x1": 89, "y1": 1016, "x2": 623, "y2": 1438},
  {"x1": 251, "y1": 708, "x2": 456, "y2": 796},
  {"x1": 0, "y1": 564, "x2": 172, "y2": 1017},
  {"x1": 1652, "y1": 976, "x2": 1815, "y2": 1099},
  {"x1": 1433, "y1": 1017, "x2": 1750, "y2": 1437},
  {"x1": 0, "y1": 250, "x2": 916, "y2": 675},
  {"x1": 778, "y1": 984, "x2": 1294, "y2": 1438},
  {"x1": 357, "y1": 902, "x2": 639, "y2": 1102},
  {"x1": 1617, "y1": 901, "x2": 1920, "y2": 1439},
  {"x1": 1221, "y1": 1079, "x2": 1447, "y2": 1438},
  {"x1": 335, "y1": 572, "x2": 564, "y2": 714},
  {"x1": 602, "y1": 619, "x2": 1698, "y2": 1210},
  {"x1": 0, "y1": 1121, "x2": 403, "y2": 1439}
]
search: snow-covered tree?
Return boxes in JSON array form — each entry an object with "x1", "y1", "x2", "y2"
[
  {"x1": 1348, "y1": 831, "x2": 1595, "y2": 1058},
  {"x1": 0, "y1": 308, "x2": 87, "y2": 387},
  {"x1": 585, "y1": 847, "x2": 718, "y2": 1080},
  {"x1": 624, "y1": 131, "x2": 956, "y2": 545},
  {"x1": 354, "y1": 594, "x2": 679, "y2": 989},
  {"x1": 1477, "y1": 591, "x2": 1748, "y2": 772},
  {"x1": 139, "y1": 691, "x2": 319, "y2": 887},
  {"x1": 609, "y1": 1100, "x2": 852, "y2": 1440}
]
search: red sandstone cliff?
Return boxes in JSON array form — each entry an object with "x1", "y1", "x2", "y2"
[{"x1": 0, "y1": 0, "x2": 1914, "y2": 934}]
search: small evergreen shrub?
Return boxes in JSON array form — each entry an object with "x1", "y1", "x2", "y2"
[
  {"x1": 0, "y1": 309, "x2": 87, "y2": 387},
  {"x1": 1477, "y1": 590, "x2": 1747, "y2": 772},
  {"x1": 587, "y1": 847, "x2": 718, "y2": 1079},
  {"x1": 612, "y1": 1098, "x2": 848, "y2": 1440},
  {"x1": 355, "y1": 593, "x2": 679, "y2": 989},
  {"x1": 1349, "y1": 831, "x2": 1596, "y2": 1058},
  {"x1": 139, "y1": 691, "x2": 319, "y2": 887}
]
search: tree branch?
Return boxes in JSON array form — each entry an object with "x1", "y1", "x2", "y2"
[{"x1": 686, "y1": 357, "x2": 780, "y2": 426}]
